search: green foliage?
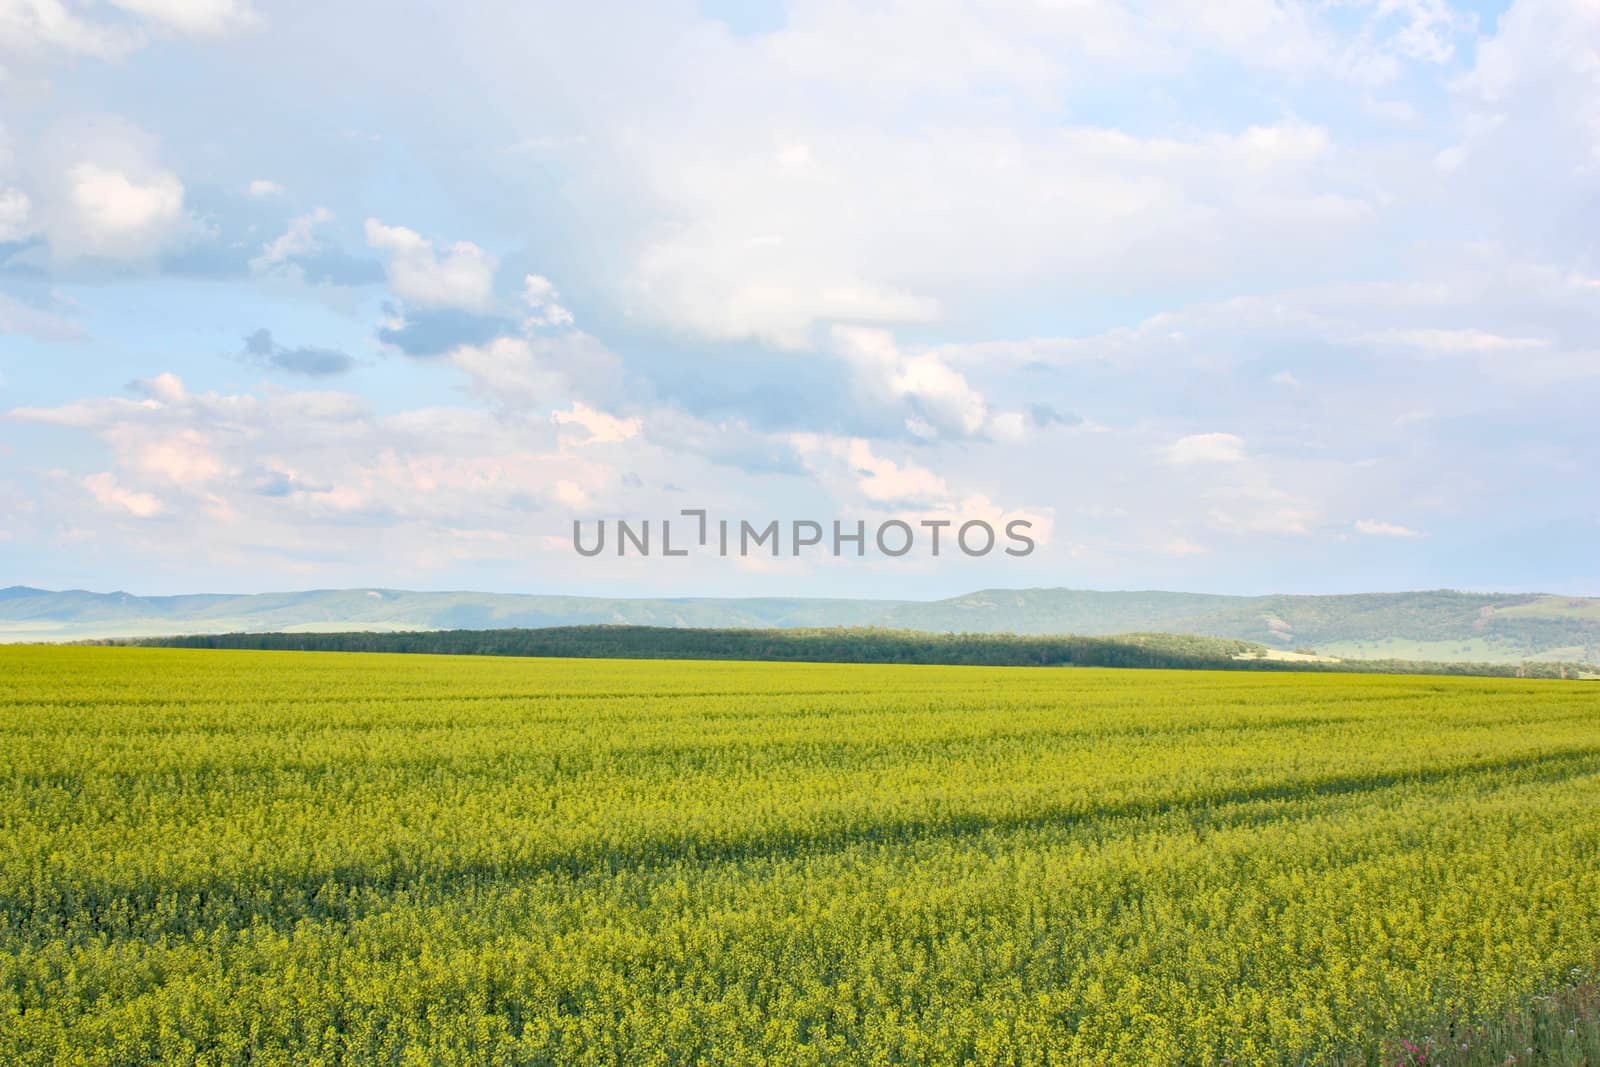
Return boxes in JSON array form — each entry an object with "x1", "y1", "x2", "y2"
[
  {"x1": 118, "y1": 624, "x2": 1599, "y2": 680},
  {"x1": 4, "y1": 647, "x2": 1600, "y2": 1064},
  {"x1": 121, "y1": 625, "x2": 1264, "y2": 669},
  {"x1": 1362, "y1": 968, "x2": 1600, "y2": 1066}
]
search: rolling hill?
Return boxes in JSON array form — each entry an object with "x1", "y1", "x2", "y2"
[{"x1": 4, "y1": 585, "x2": 1599, "y2": 664}]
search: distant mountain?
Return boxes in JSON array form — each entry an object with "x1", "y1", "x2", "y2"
[{"x1": 3, "y1": 585, "x2": 1598, "y2": 664}]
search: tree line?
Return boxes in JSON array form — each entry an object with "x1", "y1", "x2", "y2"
[{"x1": 107, "y1": 626, "x2": 1599, "y2": 679}]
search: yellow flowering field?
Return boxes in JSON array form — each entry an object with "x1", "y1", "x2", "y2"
[{"x1": 3, "y1": 645, "x2": 1599, "y2": 1065}]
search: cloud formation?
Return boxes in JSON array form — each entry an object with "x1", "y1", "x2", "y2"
[
  {"x1": 1355, "y1": 519, "x2": 1424, "y2": 539},
  {"x1": 60, "y1": 163, "x2": 185, "y2": 259},
  {"x1": 242, "y1": 328, "x2": 356, "y2": 377},
  {"x1": 366, "y1": 219, "x2": 498, "y2": 313},
  {"x1": 0, "y1": 0, "x2": 1595, "y2": 597},
  {"x1": 1165, "y1": 434, "x2": 1247, "y2": 466}
]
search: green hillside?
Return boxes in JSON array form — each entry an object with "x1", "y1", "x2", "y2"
[{"x1": 6, "y1": 584, "x2": 1599, "y2": 665}]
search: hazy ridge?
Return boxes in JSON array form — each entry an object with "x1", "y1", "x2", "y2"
[{"x1": 5, "y1": 585, "x2": 1599, "y2": 664}]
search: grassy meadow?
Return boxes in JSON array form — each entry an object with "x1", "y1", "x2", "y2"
[{"x1": 3, "y1": 646, "x2": 1600, "y2": 1064}]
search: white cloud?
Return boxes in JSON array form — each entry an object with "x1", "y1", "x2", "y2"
[
  {"x1": 0, "y1": 0, "x2": 123, "y2": 56},
  {"x1": 552, "y1": 479, "x2": 590, "y2": 509},
  {"x1": 928, "y1": 248, "x2": 1600, "y2": 392},
  {"x1": 1355, "y1": 518, "x2": 1424, "y2": 538},
  {"x1": 831, "y1": 325, "x2": 1004, "y2": 440},
  {"x1": 752, "y1": 0, "x2": 1448, "y2": 101},
  {"x1": 523, "y1": 274, "x2": 574, "y2": 329},
  {"x1": 1433, "y1": 0, "x2": 1600, "y2": 268},
  {"x1": 892, "y1": 353, "x2": 989, "y2": 438},
  {"x1": 786, "y1": 433, "x2": 951, "y2": 506},
  {"x1": 458, "y1": 0, "x2": 1446, "y2": 350},
  {"x1": 58, "y1": 162, "x2": 185, "y2": 259},
  {"x1": 1164, "y1": 432, "x2": 1247, "y2": 465},
  {"x1": 1161, "y1": 537, "x2": 1209, "y2": 557},
  {"x1": 82, "y1": 472, "x2": 162, "y2": 517},
  {"x1": 552, "y1": 401, "x2": 640, "y2": 445},
  {"x1": 105, "y1": 0, "x2": 256, "y2": 36},
  {"x1": 1373, "y1": 328, "x2": 1549, "y2": 354},
  {"x1": 0, "y1": 187, "x2": 33, "y2": 241},
  {"x1": 126, "y1": 428, "x2": 224, "y2": 483},
  {"x1": 987, "y1": 411, "x2": 1029, "y2": 443},
  {"x1": 1369, "y1": 0, "x2": 1474, "y2": 64},
  {"x1": 251, "y1": 207, "x2": 332, "y2": 276},
  {"x1": 448, "y1": 333, "x2": 616, "y2": 415},
  {"x1": 136, "y1": 371, "x2": 188, "y2": 405},
  {"x1": 0, "y1": 0, "x2": 255, "y2": 60},
  {"x1": 3, "y1": 0, "x2": 1595, "y2": 595},
  {"x1": 366, "y1": 218, "x2": 497, "y2": 312},
  {"x1": 11, "y1": 375, "x2": 603, "y2": 561},
  {"x1": 448, "y1": 336, "x2": 554, "y2": 404},
  {"x1": 9, "y1": 368, "x2": 968, "y2": 584},
  {"x1": 845, "y1": 439, "x2": 949, "y2": 505},
  {"x1": 906, "y1": 492, "x2": 1057, "y2": 555},
  {"x1": 618, "y1": 117, "x2": 1355, "y2": 347}
]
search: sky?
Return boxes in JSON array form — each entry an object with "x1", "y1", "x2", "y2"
[{"x1": 0, "y1": 0, "x2": 1596, "y2": 600}]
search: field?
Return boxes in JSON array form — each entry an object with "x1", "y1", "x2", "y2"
[{"x1": 3, "y1": 647, "x2": 1600, "y2": 1065}]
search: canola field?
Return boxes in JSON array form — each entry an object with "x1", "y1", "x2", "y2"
[{"x1": 3, "y1": 645, "x2": 1600, "y2": 1066}]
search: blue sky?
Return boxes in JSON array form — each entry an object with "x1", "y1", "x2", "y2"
[{"x1": 0, "y1": 0, "x2": 1595, "y2": 599}]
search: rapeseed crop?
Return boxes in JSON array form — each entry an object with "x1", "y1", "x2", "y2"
[{"x1": 2, "y1": 646, "x2": 1599, "y2": 1065}]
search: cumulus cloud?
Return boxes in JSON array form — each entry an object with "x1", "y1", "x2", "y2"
[
  {"x1": 1165, "y1": 433, "x2": 1247, "y2": 465},
  {"x1": 448, "y1": 335, "x2": 575, "y2": 412},
  {"x1": 133, "y1": 370, "x2": 187, "y2": 404},
  {"x1": 545, "y1": 0, "x2": 1482, "y2": 349},
  {"x1": 845, "y1": 439, "x2": 950, "y2": 505},
  {"x1": 641, "y1": 408, "x2": 811, "y2": 478},
  {"x1": 1161, "y1": 537, "x2": 1209, "y2": 557},
  {"x1": 523, "y1": 274, "x2": 574, "y2": 329},
  {"x1": 125, "y1": 427, "x2": 223, "y2": 483},
  {"x1": 831, "y1": 325, "x2": 1016, "y2": 441},
  {"x1": 1373, "y1": 328, "x2": 1550, "y2": 354},
  {"x1": 2, "y1": 0, "x2": 1595, "y2": 594},
  {"x1": 608, "y1": 106, "x2": 1360, "y2": 347},
  {"x1": 1354, "y1": 519, "x2": 1424, "y2": 538},
  {"x1": 9, "y1": 375, "x2": 599, "y2": 559},
  {"x1": 0, "y1": 0, "x2": 255, "y2": 58},
  {"x1": 0, "y1": 187, "x2": 34, "y2": 242},
  {"x1": 552, "y1": 401, "x2": 640, "y2": 445},
  {"x1": 81, "y1": 472, "x2": 162, "y2": 517},
  {"x1": 365, "y1": 218, "x2": 497, "y2": 312},
  {"x1": 1427, "y1": 0, "x2": 1600, "y2": 271},
  {"x1": 105, "y1": 0, "x2": 255, "y2": 36},
  {"x1": 0, "y1": 0, "x2": 123, "y2": 57},
  {"x1": 787, "y1": 434, "x2": 950, "y2": 506},
  {"x1": 930, "y1": 255, "x2": 1600, "y2": 393},
  {"x1": 7, "y1": 370, "x2": 926, "y2": 583},
  {"x1": 250, "y1": 207, "x2": 332, "y2": 276},
  {"x1": 56, "y1": 162, "x2": 185, "y2": 259},
  {"x1": 377, "y1": 0, "x2": 1514, "y2": 359}
]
